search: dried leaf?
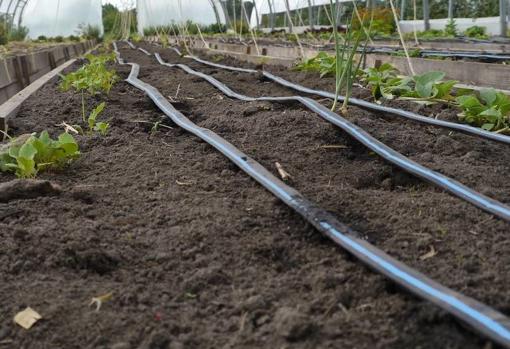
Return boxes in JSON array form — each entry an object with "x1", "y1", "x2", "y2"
[
  {"x1": 89, "y1": 292, "x2": 113, "y2": 312},
  {"x1": 14, "y1": 307, "x2": 42, "y2": 329},
  {"x1": 275, "y1": 162, "x2": 291, "y2": 181},
  {"x1": 420, "y1": 246, "x2": 437, "y2": 261}
]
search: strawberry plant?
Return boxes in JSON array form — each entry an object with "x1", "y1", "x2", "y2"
[
  {"x1": 456, "y1": 89, "x2": 510, "y2": 132},
  {"x1": 361, "y1": 63, "x2": 412, "y2": 100},
  {"x1": 400, "y1": 71, "x2": 457, "y2": 104},
  {"x1": 294, "y1": 52, "x2": 338, "y2": 77},
  {"x1": 0, "y1": 131, "x2": 80, "y2": 178}
]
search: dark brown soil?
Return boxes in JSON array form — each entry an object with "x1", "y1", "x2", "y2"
[{"x1": 0, "y1": 42, "x2": 508, "y2": 349}]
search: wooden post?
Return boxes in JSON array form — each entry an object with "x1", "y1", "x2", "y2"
[{"x1": 12, "y1": 57, "x2": 25, "y2": 89}]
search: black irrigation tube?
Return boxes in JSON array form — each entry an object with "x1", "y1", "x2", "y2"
[
  {"x1": 131, "y1": 43, "x2": 510, "y2": 223},
  {"x1": 171, "y1": 47, "x2": 510, "y2": 146},
  {"x1": 110, "y1": 41, "x2": 510, "y2": 348}
]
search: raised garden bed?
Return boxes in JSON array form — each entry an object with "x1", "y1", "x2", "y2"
[{"x1": 1, "y1": 41, "x2": 510, "y2": 348}]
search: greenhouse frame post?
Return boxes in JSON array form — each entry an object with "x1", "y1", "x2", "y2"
[
  {"x1": 209, "y1": 0, "x2": 222, "y2": 30},
  {"x1": 500, "y1": 0, "x2": 508, "y2": 37},
  {"x1": 284, "y1": 0, "x2": 293, "y2": 33},
  {"x1": 219, "y1": 1, "x2": 232, "y2": 29},
  {"x1": 423, "y1": 0, "x2": 430, "y2": 30},
  {"x1": 267, "y1": 0, "x2": 275, "y2": 30},
  {"x1": 308, "y1": 0, "x2": 314, "y2": 30},
  {"x1": 448, "y1": 0, "x2": 453, "y2": 19},
  {"x1": 253, "y1": 0, "x2": 260, "y2": 29},
  {"x1": 400, "y1": 0, "x2": 406, "y2": 19}
]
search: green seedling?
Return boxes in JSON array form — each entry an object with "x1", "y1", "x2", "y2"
[
  {"x1": 456, "y1": 88, "x2": 510, "y2": 132},
  {"x1": 0, "y1": 131, "x2": 80, "y2": 178},
  {"x1": 94, "y1": 122, "x2": 110, "y2": 136},
  {"x1": 60, "y1": 53, "x2": 118, "y2": 96},
  {"x1": 87, "y1": 102, "x2": 107, "y2": 135},
  {"x1": 60, "y1": 53, "x2": 117, "y2": 126}
]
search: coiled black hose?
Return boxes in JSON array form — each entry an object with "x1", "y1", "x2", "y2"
[{"x1": 113, "y1": 41, "x2": 510, "y2": 349}]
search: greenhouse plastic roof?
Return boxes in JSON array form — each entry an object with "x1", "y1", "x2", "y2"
[
  {"x1": 0, "y1": 0, "x2": 103, "y2": 38},
  {"x1": 137, "y1": 0, "x2": 226, "y2": 30}
]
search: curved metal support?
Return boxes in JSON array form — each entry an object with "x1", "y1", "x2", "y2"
[
  {"x1": 17, "y1": 0, "x2": 28, "y2": 27},
  {"x1": 11, "y1": 0, "x2": 24, "y2": 28}
]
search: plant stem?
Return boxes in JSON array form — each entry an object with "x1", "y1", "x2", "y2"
[
  {"x1": 81, "y1": 90, "x2": 85, "y2": 123},
  {"x1": 330, "y1": 0, "x2": 342, "y2": 111}
]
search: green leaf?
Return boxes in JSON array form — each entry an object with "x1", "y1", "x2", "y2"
[
  {"x1": 57, "y1": 133, "x2": 80, "y2": 155},
  {"x1": 479, "y1": 89, "x2": 497, "y2": 106},
  {"x1": 481, "y1": 123, "x2": 495, "y2": 131},
  {"x1": 94, "y1": 122, "x2": 110, "y2": 136},
  {"x1": 435, "y1": 80, "x2": 457, "y2": 98},
  {"x1": 88, "y1": 102, "x2": 106, "y2": 130},
  {"x1": 414, "y1": 71, "x2": 445, "y2": 85},
  {"x1": 16, "y1": 142, "x2": 37, "y2": 178},
  {"x1": 415, "y1": 81, "x2": 434, "y2": 98},
  {"x1": 456, "y1": 95, "x2": 482, "y2": 109}
]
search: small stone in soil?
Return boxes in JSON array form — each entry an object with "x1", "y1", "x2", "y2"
[{"x1": 274, "y1": 307, "x2": 315, "y2": 342}]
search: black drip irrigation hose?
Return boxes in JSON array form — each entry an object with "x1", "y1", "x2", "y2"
[
  {"x1": 132, "y1": 44, "x2": 510, "y2": 223},
  {"x1": 112, "y1": 41, "x2": 510, "y2": 349},
  {"x1": 174, "y1": 48, "x2": 510, "y2": 146}
]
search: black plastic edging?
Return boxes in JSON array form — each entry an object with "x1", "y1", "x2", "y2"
[
  {"x1": 113, "y1": 41, "x2": 510, "y2": 348},
  {"x1": 176, "y1": 48, "x2": 510, "y2": 146},
  {"x1": 134, "y1": 45, "x2": 510, "y2": 223}
]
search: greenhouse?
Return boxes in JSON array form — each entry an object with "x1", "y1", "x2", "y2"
[{"x1": 2, "y1": 0, "x2": 510, "y2": 348}]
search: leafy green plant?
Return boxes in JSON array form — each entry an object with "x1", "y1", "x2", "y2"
[
  {"x1": 79, "y1": 24, "x2": 102, "y2": 41},
  {"x1": 444, "y1": 19, "x2": 457, "y2": 37},
  {"x1": 456, "y1": 89, "x2": 510, "y2": 132},
  {"x1": 60, "y1": 54, "x2": 115, "y2": 136},
  {"x1": 87, "y1": 102, "x2": 109, "y2": 135},
  {"x1": 328, "y1": 0, "x2": 370, "y2": 113},
  {"x1": 353, "y1": 6, "x2": 395, "y2": 35},
  {"x1": 464, "y1": 25, "x2": 488, "y2": 39},
  {"x1": 67, "y1": 35, "x2": 81, "y2": 42},
  {"x1": 401, "y1": 71, "x2": 457, "y2": 104},
  {"x1": 60, "y1": 53, "x2": 118, "y2": 95},
  {"x1": 391, "y1": 48, "x2": 421, "y2": 57},
  {"x1": 0, "y1": 131, "x2": 80, "y2": 178},
  {"x1": 294, "y1": 52, "x2": 337, "y2": 77},
  {"x1": 0, "y1": 25, "x2": 8, "y2": 45},
  {"x1": 362, "y1": 63, "x2": 412, "y2": 100},
  {"x1": 8, "y1": 26, "x2": 29, "y2": 42}
]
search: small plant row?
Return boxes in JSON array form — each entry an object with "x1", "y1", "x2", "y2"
[
  {"x1": 0, "y1": 132, "x2": 79, "y2": 178},
  {"x1": 0, "y1": 52, "x2": 118, "y2": 179},
  {"x1": 295, "y1": 53, "x2": 510, "y2": 133},
  {"x1": 59, "y1": 52, "x2": 118, "y2": 136}
]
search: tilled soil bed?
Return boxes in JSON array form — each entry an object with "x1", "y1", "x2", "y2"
[{"x1": 0, "y1": 42, "x2": 508, "y2": 349}]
